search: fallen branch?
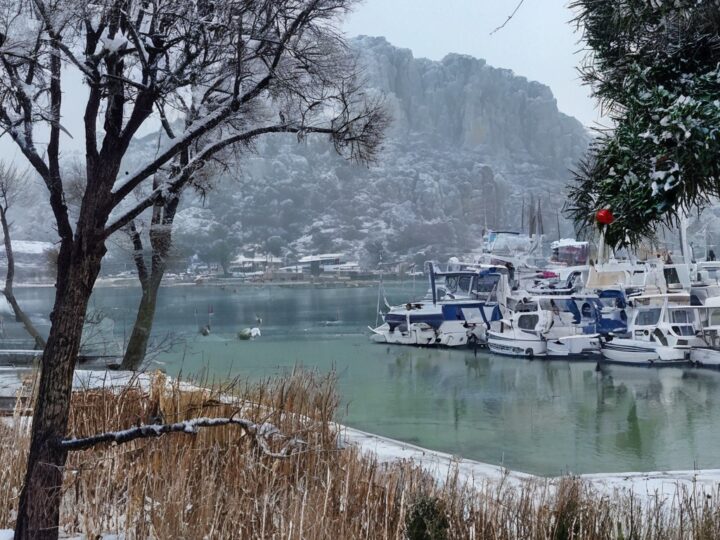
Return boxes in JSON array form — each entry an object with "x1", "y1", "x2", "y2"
[{"x1": 58, "y1": 416, "x2": 306, "y2": 458}]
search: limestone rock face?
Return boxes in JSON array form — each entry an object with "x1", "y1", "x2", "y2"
[{"x1": 354, "y1": 36, "x2": 587, "y2": 172}]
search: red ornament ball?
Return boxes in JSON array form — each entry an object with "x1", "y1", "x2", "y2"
[{"x1": 596, "y1": 209, "x2": 614, "y2": 225}]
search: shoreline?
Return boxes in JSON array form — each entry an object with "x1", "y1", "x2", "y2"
[
  {"x1": 13, "y1": 277, "x2": 390, "y2": 290},
  {"x1": 343, "y1": 424, "x2": 720, "y2": 503},
  {"x1": 3, "y1": 368, "x2": 718, "y2": 503}
]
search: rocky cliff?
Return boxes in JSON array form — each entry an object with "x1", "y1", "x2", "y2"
[{"x1": 170, "y1": 36, "x2": 590, "y2": 265}]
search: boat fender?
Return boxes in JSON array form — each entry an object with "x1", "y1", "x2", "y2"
[{"x1": 525, "y1": 348, "x2": 534, "y2": 358}]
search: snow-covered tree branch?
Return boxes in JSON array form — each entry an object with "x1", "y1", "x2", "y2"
[
  {"x1": 0, "y1": 1, "x2": 385, "y2": 538},
  {"x1": 59, "y1": 416, "x2": 306, "y2": 459}
]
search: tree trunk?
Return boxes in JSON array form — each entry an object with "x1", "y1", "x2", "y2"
[
  {"x1": 120, "y1": 272, "x2": 163, "y2": 370},
  {"x1": 14, "y1": 247, "x2": 104, "y2": 540},
  {"x1": 120, "y1": 192, "x2": 178, "y2": 371},
  {"x1": 0, "y1": 207, "x2": 46, "y2": 349}
]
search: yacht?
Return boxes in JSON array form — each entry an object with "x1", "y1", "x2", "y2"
[
  {"x1": 369, "y1": 264, "x2": 510, "y2": 348},
  {"x1": 601, "y1": 293, "x2": 703, "y2": 366},
  {"x1": 486, "y1": 293, "x2": 623, "y2": 357}
]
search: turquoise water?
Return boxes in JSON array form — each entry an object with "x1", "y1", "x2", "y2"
[{"x1": 13, "y1": 283, "x2": 720, "y2": 476}]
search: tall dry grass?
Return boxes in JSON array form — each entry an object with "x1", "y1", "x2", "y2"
[{"x1": 1, "y1": 369, "x2": 720, "y2": 539}]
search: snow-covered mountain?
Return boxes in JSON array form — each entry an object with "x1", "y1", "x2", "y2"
[
  {"x1": 10, "y1": 36, "x2": 592, "y2": 267},
  {"x1": 169, "y1": 36, "x2": 589, "y2": 265}
]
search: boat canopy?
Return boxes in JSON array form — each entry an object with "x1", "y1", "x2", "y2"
[{"x1": 598, "y1": 289, "x2": 627, "y2": 309}]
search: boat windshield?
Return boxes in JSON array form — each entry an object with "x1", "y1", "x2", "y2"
[
  {"x1": 670, "y1": 309, "x2": 693, "y2": 324},
  {"x1": 517, "y1": 314, "x2": 539, "y2": 331},
  {"x1": 441, "y1": 274, "x2": 475, "y2": 297},
  {"x1": 635, "y1": 308, "x2": 661, "y2": 326},
  {"x1": 669, "y1": 309, "x2": 696, "y2": 336},
  {"x1": 709, "y1": 308, "x2": 720, "y2": 327},
  {"x1": 508, "y1": 299, "x2": 538, "y2": 312},
  {"x1": 473, "y1": 273, "x2": 500, "y2": 301}
]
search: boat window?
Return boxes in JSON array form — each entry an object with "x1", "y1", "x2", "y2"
[
  {"x1": 517, "y1": 314, "x2": 539, "y2": 331},
  {"x1": 475, "y1": 275, "x2": 499, "y2": 293},
  {"x1": 539, "y1": 299, "x2": 556, "y2": 311},
  {"x1": 515, "y1": 301, "x2": 538, "y2": 313},
  {"x1": 710, "y1": 309, "x2": 720, "y2": 326},
  {"x1": 670, "y1": 310, "x2": 692, "y2": 325},
  {"x1": 635, "y1": 308, "x2": 661, "y2": 326},
  {"x1": 445, "y1": 276, "x2": 458, "y2": 292},
  {"x1": 664, "y1": 267, "x2": 681, "y2": 287},
  {"x1": 550, "y1": 243, "x2": 589, "y2": 266},
  {"x1": 457, "y1": 275, "x2": 472, "y2": 294},
  {"x1": 672, "y1": 325, "x2": 695, "y2": 336}
]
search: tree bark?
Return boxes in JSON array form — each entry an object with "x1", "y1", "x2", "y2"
[
  {"x1": 120, "y1": 278, "x2": 161, "y2": 370},
  {"x1": 120, "y1": 191, "x2": 179, "y2": 371},
  {"x1": 0, "y1": 207, "x2": 46, "y2": 349},
  {"x1": 14, "y1": 243, "x2": 105, "y2": 540}
]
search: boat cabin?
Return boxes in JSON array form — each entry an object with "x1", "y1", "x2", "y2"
[
  {"x1": 549, "y1": 239, "x2": 589, "y2": 267},
  {"x1": 431, "y1": 267, "x2": 508, "y2": 303},
  {"x1": 627, "y1": 298, "x2": 701, "y2": 346}
]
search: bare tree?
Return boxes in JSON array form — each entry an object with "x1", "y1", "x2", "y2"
[
  {"x1": 0, "y1": 161, "x2": 46, "y2": 349},
  {"x1": 0, "y1": 1, "x2": 386, "y2": 538}
]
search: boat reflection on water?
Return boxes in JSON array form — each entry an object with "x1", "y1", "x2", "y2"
[
  {"x1": 379, "y1": 348, "x2": 720, "y2": 475},
  {"x1": 9, "y1": 283, "x2": 720, "y2": 476}
]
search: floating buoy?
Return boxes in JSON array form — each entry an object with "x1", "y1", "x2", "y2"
[
  {"x1": 238, "y1": 327, "x2": 261, "y2": 340},
  {"x1": 238, "y1": 328, "x2": 251, "y2": 340}
]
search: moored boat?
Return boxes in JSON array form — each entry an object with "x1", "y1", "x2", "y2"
[
  {"x1": 600, "y1": 293, "x2": 702, "y2": 366},
  {"x1": 370, "y1": 264, "x2": 509, "y2": 348}
]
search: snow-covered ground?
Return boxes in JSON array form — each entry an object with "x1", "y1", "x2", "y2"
[{"x1": 343, "y1": 425, "x2": 720, "y2": 505}]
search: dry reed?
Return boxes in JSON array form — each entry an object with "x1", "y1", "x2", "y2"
[{"x1": 1, "y1": 369, "x2": 720, "y2": 539}]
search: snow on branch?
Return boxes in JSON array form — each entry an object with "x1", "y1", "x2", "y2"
[
  {"x1": 58, "y1": 416, "x2": 307, "y2": 458},
  {"x1": 104, "y1": 88, "x2": 384, "y2": 239}
]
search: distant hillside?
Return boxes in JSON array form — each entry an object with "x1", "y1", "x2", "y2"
[{"x1": 8, "y1": 36, "x2": 592, "y2": 268}]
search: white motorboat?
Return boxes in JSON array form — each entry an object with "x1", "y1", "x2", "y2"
[
  {"x1": 601, "y1": 293, "x2": 703, "y2": 366},
  {"x1": 687, "y1": 297, "x2": 720, "y2": 367},
  {"x1": 487, "y1": 294, "x2": 617, "y2": 358},
  {"x1": 370, "y1": 264, "x2": 510, "y2": 348}
]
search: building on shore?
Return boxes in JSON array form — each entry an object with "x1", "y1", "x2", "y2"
[{"x1": 228, "y1": 254, "x2": 283, "y2": 276}]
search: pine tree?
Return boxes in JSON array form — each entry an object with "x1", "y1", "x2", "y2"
[{"x1": 566, "y1": 0, "x2": 720, "y2": 246}]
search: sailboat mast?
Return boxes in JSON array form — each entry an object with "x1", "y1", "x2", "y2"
[{"x1": 556, "y1": 210, "x2": 561, "y2": 241}]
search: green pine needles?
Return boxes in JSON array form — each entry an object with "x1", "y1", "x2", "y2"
[{"x1": 566, "y1": 0, "x2": 720, "y2": 247}]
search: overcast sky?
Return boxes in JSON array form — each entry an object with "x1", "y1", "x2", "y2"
[
  {"x1": 0, "y1": 1, "x2": 599, "y2": 163},
  {"x1": 344, "y1": 0, "x2": 601, "y2": 127}
]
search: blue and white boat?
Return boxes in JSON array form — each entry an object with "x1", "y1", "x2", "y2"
[
  {"x1": 369, "y1": 264, "x2": 509, "y2": 347},
  {"x1": 487, "y1": 293, "x2": 626, "y2": 358}
]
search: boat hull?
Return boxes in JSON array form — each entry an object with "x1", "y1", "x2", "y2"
[
  {"x1": 487, "y1": 331, "x2": 546, "y2": 357},
  {"x1": 370, "y1": 321, "x2": 485, "y2": 348},
  {"x1": 546, "y1": 334, "x2": 601, "y2": 357},
  {"x1": 601, "y1": 339, "x2": 689, "y2": 366},
  {"x1": 690, "y1": 347, "x2": 720, "y2": 367}
]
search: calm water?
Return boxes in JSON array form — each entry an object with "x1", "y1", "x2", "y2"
[{"x1": 12, "y1": 282, "x2": 720, "y2": 476}]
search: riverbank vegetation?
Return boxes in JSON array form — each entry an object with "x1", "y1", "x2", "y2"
[{"x1": 1, "y1": 370, "x2": 719, "y2": 539}]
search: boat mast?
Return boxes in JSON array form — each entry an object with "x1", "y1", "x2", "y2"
[
  {"x1": 679, "y1": 212, "x2": 692, "y2": 265},
  {"x1": 428, "y1": 262, "x2": 437, "y2": 306}
]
